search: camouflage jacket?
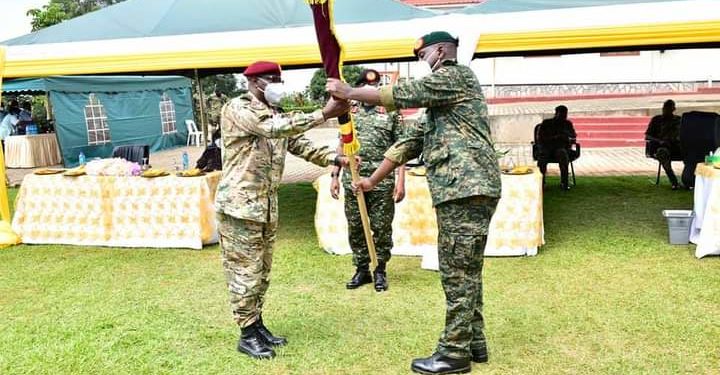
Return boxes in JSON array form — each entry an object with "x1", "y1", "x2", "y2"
[
  {"x1": 380, "y1": 60, "x2": 502, "y2": 206},
  {"x1": 207, "y1": 94, "x2": 228, "y2": 124},
  {"x1": 215, "y1": 93, "x2": 336, "y2": 223},
  {"x1": 341, "y1": 106, "x2": 403, "y2": 189}
]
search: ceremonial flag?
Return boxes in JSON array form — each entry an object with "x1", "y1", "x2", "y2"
[{"x1": 307, "y1": 0, "x2": 377, "y2": 268}]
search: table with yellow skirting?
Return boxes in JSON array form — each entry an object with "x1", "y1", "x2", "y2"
[
  {"x1": 5, "y1": 134, "x2": 62, "y2": 168},
  {"x1": 314, "y1": 167, "x2": 544, "y2": 270},
  {"x1": 690, "y1": 163, "x2": 720, "y2": 258},
  {"x1": 12, "y1": 171, "x2": 220, "y2": 249}
]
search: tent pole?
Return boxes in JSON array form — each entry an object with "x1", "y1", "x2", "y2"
[
  {"x1": 195, "y1": 69, "x2": 208, "y2": 146},
  {"x1": 44, "y1": 94, "x2": 52, "y2": 121}
]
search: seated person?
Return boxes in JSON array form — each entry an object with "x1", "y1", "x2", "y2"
[
  {"x1": 195, "y1": 130, "x2": 222, "y2": 172},
  {"x1": 537, "y1": 105, "x2": 577, "y2": 190},
  {"x1": 0, "y1": 104, "x2": 20, "y2": 142},
  {"x1": 645, "y1": 99, "x2": 681, "y2": 190},
  {"x1": 15, "y1": 102, "x2": 34, "y2": 135}
]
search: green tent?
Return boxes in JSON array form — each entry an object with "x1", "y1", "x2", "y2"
[{"x1": 3, "y1": 76, "x2": 194, "y2": 167}]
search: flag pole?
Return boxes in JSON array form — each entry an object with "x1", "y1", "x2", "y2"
[{"x1": 308, "y1": 0, "x2": 377, "y2": 269}]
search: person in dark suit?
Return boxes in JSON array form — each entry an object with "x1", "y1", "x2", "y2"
[
  {"x1": 645, "y1": 99, "x2": 681, "y2": 189},
  {"x1": 537, "y1": 105, "x2": 577, "y2": 190},
  {"x1": 195, "y1": 130, "x2": 222, "y2": 172}
]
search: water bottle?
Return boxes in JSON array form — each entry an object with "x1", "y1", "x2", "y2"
[
  {"x1": 78, "y1": 152, "x2": 86, "y2": 166},
  {"x1": 182, "y1": 151, "x2": 189, "y2": 171}
]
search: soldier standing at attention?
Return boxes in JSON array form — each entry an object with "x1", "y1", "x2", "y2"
[
  {"x1": 207, "y1": 86, "x2": 228, "y2": 135},
  {"x1": 329, "y1": 69, "x2": 406, "y2": 292},
  {"x1": 216, "y1": 61, "x2": 350, "y2": 360},
  {"x1": 327, "y1": 32, "x2": 502, "y2": 375}
]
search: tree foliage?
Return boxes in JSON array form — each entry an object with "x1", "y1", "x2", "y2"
[
  {"x1": 28, "y1": 0, "x2": 126, "y2": 31},
  {"x1": 307, "y1": 65, "x2": 365, "y2": 102},
  {"x1": 200, "y1": 74, "x2": 245, "y2": 98}
]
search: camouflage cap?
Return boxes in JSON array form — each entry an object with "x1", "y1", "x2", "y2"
[
  {"x1": 356, "y1": 69, "x2": 380, "y2": 86},
  {"x1": 413, "y1": 31, "x2": 459, "y2": 57}
]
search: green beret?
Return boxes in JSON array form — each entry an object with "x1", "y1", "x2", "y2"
[{"x1": 413, "y1": 31, "x2": 459, "y2": 57}]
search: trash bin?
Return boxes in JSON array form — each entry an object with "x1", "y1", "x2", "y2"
[{"x1": 662, "y1": 210, "x2": 694, "y2": 245}]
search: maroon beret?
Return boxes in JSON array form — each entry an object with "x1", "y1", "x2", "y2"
[{"x1": 243, "y1": 61, "x2": 282, "y2": 77}]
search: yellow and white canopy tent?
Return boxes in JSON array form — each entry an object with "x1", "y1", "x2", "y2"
[
  {"x1": 460, "y1": 0, "x2": 720, "y2": 59},
  {"x1": 0, "y1": 0, "x2": 437, "y2": 78},
  {"x1": 2, "y1": 0, "x2": 720, "y2": 78}
]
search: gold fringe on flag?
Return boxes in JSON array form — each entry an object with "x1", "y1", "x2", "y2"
[{"x1": 308, "y1": 0, "x2": 377, "y2": 268}]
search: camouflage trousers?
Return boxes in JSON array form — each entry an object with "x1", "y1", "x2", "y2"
[
  {"x1": 344, "y1": 185, "x2": 395, "y2": 269},
  {"x1": 434, "y1": 196, "x2": 499, "y2": 359},
  {"x1": 217, "y1": 212, "x2": 277, "y2": 328}
]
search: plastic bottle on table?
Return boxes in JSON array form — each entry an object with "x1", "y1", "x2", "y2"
[
  {"x1": 78, "y1": 152, "x2": 86, "y2": 166},
  {"x1": 182, "y1": 151, "x2": 189, "y2": 171}
]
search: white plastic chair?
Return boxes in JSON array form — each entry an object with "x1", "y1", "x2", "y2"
[{"x1": 185, "y1": 119, "x2": 204, "y2": 147}]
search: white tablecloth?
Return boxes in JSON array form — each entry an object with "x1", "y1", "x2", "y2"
[
  {"x1": 690, "y1": 163, "x2": 720, "y2": 258},
  {"x1": 314, "y1": 168, "x2": 544, "y2": 270},
  {"x1": 5, "y1": 134, "x2": 62, "y2": 168}
]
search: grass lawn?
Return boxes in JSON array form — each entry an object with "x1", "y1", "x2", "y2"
[{"x1": 0, "y1": 176, "x2": 718, "y2": 374}]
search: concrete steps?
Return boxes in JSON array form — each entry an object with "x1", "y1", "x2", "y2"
[{"x1": 572, "y1": 116, "x2": 650, "y2": 148}]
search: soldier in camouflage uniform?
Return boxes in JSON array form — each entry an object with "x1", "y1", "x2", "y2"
[
  {"x1": 216, "y1": 61, "x2": 350, "y2": 360},
  {"x1": 329, "y1": 69, "x2": 406, "y2": 292},
  {"x1": 327, "y1": 32, "x2": 501, "y2": 374},
  {"x1": 207, "y1": 88, "x2": 228, "y2": 135}
]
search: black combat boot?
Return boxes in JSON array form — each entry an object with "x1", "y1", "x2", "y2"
[
  {"x1": 237, "y1": 321, "x2": 275, "y2": 359},
  {"x1": 346, "y1": 266, "x2": 372, "y2": 289},
  {"x1": 257, "y1": 316, "x2": 287, "y2": 347},
  {"x1": 373, "y1": 262, "x2": 388, "y2": 292},
  {"x1": 470, "y1": 346, "x2": 488, "y2": 363},
  {"x1": 410, "y1": 352, "x2": 471, "y2": 374}
]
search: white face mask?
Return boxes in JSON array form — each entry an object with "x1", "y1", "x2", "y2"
[
  {"x1": 258, "y1": 79, "x2": 290, "y2": 108},
  {"x1": 418, "y1": 47, "x2": 443, "y2": 74},
  {"x1": 415, "y1": 60, "x2": 433, "y2": 79}
]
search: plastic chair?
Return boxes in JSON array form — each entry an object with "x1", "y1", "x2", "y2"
[
  {"x1": 645, "y1": 140, "x2": 683, "y2": 186},
  {"x1": 185, "y1": 119, "x2": 204, "y2": 147}
]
